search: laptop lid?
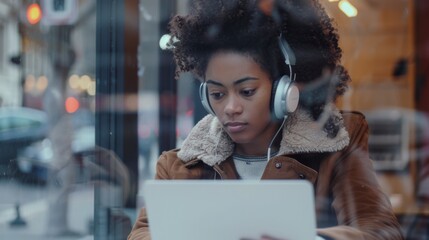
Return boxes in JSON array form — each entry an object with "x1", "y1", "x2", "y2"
[{"x1": 142, "y1": 180, "x2": 316, "y2": 240}]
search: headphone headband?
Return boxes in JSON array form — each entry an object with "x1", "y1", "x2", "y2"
[{"x1": 278, "y1": 34, "x2": 296, "y2": 66}]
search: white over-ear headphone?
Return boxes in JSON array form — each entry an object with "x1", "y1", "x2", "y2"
[
  {"x1": 199, "y1": 35, "x2": 299, "y2": 120},
  {"x1": 199, "y1": 82, "x2": 216, "y2": 115}
]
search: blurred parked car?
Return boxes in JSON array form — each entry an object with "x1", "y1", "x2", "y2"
[
  {"x1": 0, "y1": 107, "x2": 49, "y2": 175},
  {"x1": 16, "y1": 125, "x2": 95, "y2": 184}
]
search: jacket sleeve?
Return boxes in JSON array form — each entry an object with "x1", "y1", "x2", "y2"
[
  {"x1": 128, "y1": 207, "x2": 151, "y2": 240},
  {"x1": 317, "y1": 113, "x2": 404, "y2": 240},
  {"x1": 127, "y1": 153, "x2": 171, "y2": 240}
]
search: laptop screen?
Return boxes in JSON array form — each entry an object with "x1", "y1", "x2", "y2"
[{"x1": 143, "y1": 180, "x2": 316, "y2": 240}]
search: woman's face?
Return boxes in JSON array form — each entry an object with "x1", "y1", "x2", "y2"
[{"x1": 205, "y1": 51, "x2": 280, "y2": 155}]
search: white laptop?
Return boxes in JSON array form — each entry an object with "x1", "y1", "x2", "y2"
[{"x1": 142, "y1": 180, "x2": 317, "y2": 240}]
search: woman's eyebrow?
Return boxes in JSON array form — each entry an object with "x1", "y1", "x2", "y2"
[
  {"x1": 206, "y1": 77, "x2": 258, "y2": 86},
  {"x1": 206, "y1": 79, "x2": 224, "y2": 86}
]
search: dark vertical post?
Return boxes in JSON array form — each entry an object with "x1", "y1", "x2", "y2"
[
  {"x1": 415, "y1": 0, "x2": 429, "y2": 111},
  {"x1": 95, "y1": 0, "x2": 139, "y2": 238},
  {"x1": 414, "y1": 0, "x2": 429, "y2": 203},
  {"x1": 158, "y1": 0, "x2": 177, "y2": 153},
  {"x1": 123, "y1": 0, "x2": 140, "y2": 207}
]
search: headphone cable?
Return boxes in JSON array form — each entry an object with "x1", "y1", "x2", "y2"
[{"x1": 267, "y1": 116, "x2": 287, "y2": 162}]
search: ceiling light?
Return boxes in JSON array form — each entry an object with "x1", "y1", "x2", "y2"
[{"x1": 338, "y1": 0, "x2": 358, "y2": 17}]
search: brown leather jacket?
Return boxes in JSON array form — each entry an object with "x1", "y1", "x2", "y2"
[{"x1": 129, "y1": 109, "x2": 403, "y2": 240}]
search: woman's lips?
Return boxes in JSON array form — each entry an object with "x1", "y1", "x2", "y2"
[{"x1": 225, "y1": 122, "x2": 247, "y2": 133}]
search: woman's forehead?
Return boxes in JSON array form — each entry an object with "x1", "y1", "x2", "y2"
[{"x1": 205, "y1": 52, "x2": 270, "y2": 84}]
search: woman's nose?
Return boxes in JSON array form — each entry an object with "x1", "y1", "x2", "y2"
[{"x1": 224, "y1": 95, "x2": 243, "y2": 116}]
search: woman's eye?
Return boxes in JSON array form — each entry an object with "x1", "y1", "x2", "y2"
[
  {"x1": 209, "y1": 92, "x2": 224, "y2": 100},
  {"x1": 241, "y1": 89, "x2": 256, "y2": 97}
]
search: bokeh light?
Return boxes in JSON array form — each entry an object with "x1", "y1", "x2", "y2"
[{"x1": 65, "y1": 97, "x2": 80, "y2": 113}]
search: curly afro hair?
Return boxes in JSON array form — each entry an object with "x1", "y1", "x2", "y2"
[{"x1": 168, "y1": 0, "x2": 351, "y2": 128}]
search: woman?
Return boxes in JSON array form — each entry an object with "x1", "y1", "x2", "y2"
[{"x1": 129, "y1": 0, "x2": 403, "y2": 239}]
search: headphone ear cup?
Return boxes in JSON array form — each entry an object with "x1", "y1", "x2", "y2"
[
  {"x1": 199, "y1": 82, "x2": 216, "y2": 115},
  {"x1": 272, "y1": 75, "x2": 300, "y2": 120},
  {"x1": 270, "y1": 79, "x2": 280, "y2": 120}
]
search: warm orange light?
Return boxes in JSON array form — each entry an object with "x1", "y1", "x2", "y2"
[
  {"x1": 65, "y1": 97, "x2": 80, "y2": 113},
  {"x1": 338, "y1": 0, "x2": 358, "y2": 17},
  {"x1": 27, "y1": 3, "x2": 42, "y2": 25}
]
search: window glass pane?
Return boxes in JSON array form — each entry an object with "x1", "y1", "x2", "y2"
[
  {"x1": 1, "y1": 0, "x2": 98, "y2": 239},
  {"x1": 0, "y1": 0, "x2": 428, "y2": 239}
]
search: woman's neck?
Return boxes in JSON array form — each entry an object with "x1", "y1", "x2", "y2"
[{"x1": 234, "y1": 132, "x2": 282, "y2": 157}]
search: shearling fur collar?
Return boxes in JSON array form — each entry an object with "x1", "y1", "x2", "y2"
[{"x1": 177, "y1": 106, "x2": 350, "y2": 166}]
